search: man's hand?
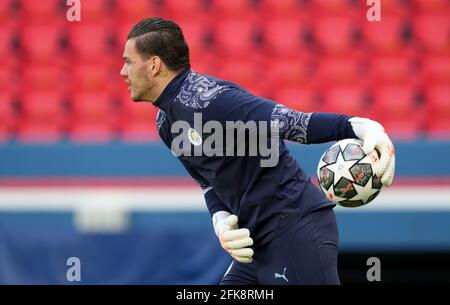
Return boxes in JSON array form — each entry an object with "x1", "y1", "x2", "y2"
[
  {"x1": 349, "y1": 117, "x2": 396, "y2": 186},
  {"x1": 212, "y1": 211, "x2": 254, "y2": 263}
]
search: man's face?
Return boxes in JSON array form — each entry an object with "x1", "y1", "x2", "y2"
[{"x1": 120, "y1": 39, "x2": 154, "y2": 102}]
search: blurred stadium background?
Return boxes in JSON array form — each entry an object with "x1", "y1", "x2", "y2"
[{"x1": 0, "y1": 0, "x2": 449, "y2": 284}]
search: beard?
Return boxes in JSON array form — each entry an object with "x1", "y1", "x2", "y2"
[{"x1": 131, "y1": 66, "x2": 154, "y2": 102}]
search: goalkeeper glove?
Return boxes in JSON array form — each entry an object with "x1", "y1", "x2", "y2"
[
  {"x1": 212, "y1": 211, "x2": 254, "y2": 263},
  {"x1": 349, "y1": 117, "x2": 396, "y2": 186}
]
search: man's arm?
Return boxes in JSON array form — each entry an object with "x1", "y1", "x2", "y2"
[
  {"x1": 178, "y1": 159, "x2": 231, "y2": 215},
  {"x1": 205, "y1": 87, "x2": 395, "y2": 186},
  {"x1": 270, "y1": 104, "x2": 395, "y2": 186},
  {"x1": 178, "y1": 159, "x2": 254, "y2": 263},
  {"x1": 271, "y1": 103, "x2": 357, "y2": 144}
]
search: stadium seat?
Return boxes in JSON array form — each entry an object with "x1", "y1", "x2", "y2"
[
  {"x1": 117, "y1": 21, "x2": 136, "y2": 47},
  {"x1": 414, "y1": 0, "x2": 450, "y2": 13},
  {"x1": 322, "y1": 85, "x2": 369, "y2": 117},
  {"x1": 0, "y1": 25, "x2": 14, "y2": 60},
  {"x1": 378, "y1": 0, "x2": 411, "y2": 17},
  {"x1": 21, "y1": 24, "x2": 62, "y2": 62},
  {"x1": 313, "y1": 17, "x2": 358, "y2": 55},
  {"x1": 216, "y1": 57, "x2": 260, "y2": 89},
  {"x1": 213, "y1": 20, "x2": 258, "y2": 57},
  {"x1": 69, "y1": 92, "x2": 116, "y2": 142},
  {"x1": 363, "y1": 16, "x2": 407, "y2": 54},
  {"x1": 272, "y1": 87, "x2": 320, "y2": 113},
  {"x1": 211, "y1": 0, "x2": 255, "y2": 18},
  {"x1": 0, "y1": 93, "x2": 15, "y2": 141},
  {"x1": 119, "y1": 95, "x2": 159, "y2": 142},
  {"x1": 175, "y1": 19, "x2": 210, "y2": 60},
  {"x1": 22, "y1": 64, "x2": 63, "y2": 92},
  {"x1": 115, "y1": 0, "x2": 157, "y2": 22},
  {"x1": 316, "y1": 56, "x2": 364, "y2": 86},
  {"x1": 190, "y1": 53, "x2": 220, "y2": 76},
  {"x1": 309, "y1": 0, "x2": 355, "y2": 15},
  {"x1": 80, "y1": 0, "x2": 108, "y2": 22},
  {"x1": 18, "y1": 91, "x2": 64, "y2": 142},
  {"x1": 0, "y1": 64, "x2": 12, "y2": 93},
  {"x1": 425, "y1": 85, "x2": 450, "y2": 139},
  {"x1": 261, "y1": 17, "x2": 307, "y2": 56},
  {"x1": 71, "y1": 63, "x2": 113, "y2": 93},
  {"x1": 264, "y1": 55, "x2": 316, "y2": 87},
  {"x1": 421, "y1": 55, "x2": 450, "y2": 84},
  {"x1": 68, "y1": 22, "x2": 112, "y2": 62},
  {"x1": 259, "y1": 0, "x2": 303, "y2": 16},
  {"x1": 370, "y1": 55, "x2": 417, "y2": 85},
  {"x1": 414, "y1": 14, "x2": 450, "y2": 54},
  {"x1": 20, "y1": 0, "x2": 64, "y2": 23},
  {"x1": 0, "y1": 0, "x2": 12, "y2": 23},
  {"x1": 163, "y1": 0, "x2": 205, "y2": 20},
  {"x1": 372, "y1": 85, "x2": 422, "y2": 139}
]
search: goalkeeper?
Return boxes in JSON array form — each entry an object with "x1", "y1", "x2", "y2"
[{"x1": 120, "y1": 18, "x2": 396, "y2": 284}]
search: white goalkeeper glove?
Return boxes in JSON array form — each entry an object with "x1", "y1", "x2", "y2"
[
  {"x1": 349, "y1": 117, "x2": 396, "y2": 186},
  {"x1": 212, "y1": 211, "x2": 254, "y2": 264}
]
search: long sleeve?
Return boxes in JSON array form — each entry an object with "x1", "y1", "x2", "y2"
[
  {"x1": 203, "y1": 87, "x2": 357, "y2": 144},
  {"x1": 178, "y1": 158, "x2": 231, "y2": 216}
]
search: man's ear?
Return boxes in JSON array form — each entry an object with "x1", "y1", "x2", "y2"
[{"x1": 148, "y1": 56, "x2": 162, "y2": 77}]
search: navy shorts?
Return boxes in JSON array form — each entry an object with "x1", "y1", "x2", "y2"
[{"x1": 220, "y1": 206, "x2": 340, "y2": 285}]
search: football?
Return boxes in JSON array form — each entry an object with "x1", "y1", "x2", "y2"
[{"x1": 317, "y1": 139, "x2": 383, "y2": 208}]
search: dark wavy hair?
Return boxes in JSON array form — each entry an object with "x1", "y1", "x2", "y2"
[{"x1": 127, "y1": 17, "x2": 191, "y2": 71}]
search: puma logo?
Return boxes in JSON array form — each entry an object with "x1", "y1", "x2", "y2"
[{"x1": 274, "y1": 267, "x2": 288, "y2": 282}]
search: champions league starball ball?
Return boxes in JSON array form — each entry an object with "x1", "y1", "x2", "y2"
[{"x1": 317, "y1": 139, "x2": 383, "y2": 208}]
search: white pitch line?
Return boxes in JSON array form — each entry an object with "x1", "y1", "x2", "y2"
[
  {"x1": 0, "y1": 188, "x2": 205, "y2": 211},
  {"x1": 0, "y1": 187, "x2": 448, "y2": 212}
]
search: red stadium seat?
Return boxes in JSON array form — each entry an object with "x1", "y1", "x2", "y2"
[
  {"x1": 265, "y1": 55, "x2": 315, "y2": 87},
  {"x1": 71, "y1": 63, "x2": 113, "y2": 93},
  {"x1": 210, "y1": 0, "x2": 254, "y2": 18},
  {"x1": 69, "y1": 92, "x2": 116, "y2": 142},
  {"x1": 68, "y1": 22, "x2": 111, "y2": 62},
  {"x1": 316, "y1": 56, "x2": 363, "y2": 86},
  {"x1": 0, "y1": 92, "x2": 15, "y2": 141},
  {"x1": 310, "y1": 0, "x2": 355, "y2": 15},
  {"x1": 213, "y1": 20, "x2": 257, "y2": 56},
  {"x1": 323, "y1": 86, "x2": 369, "y2": 117},
  {"x1": 262, "y1": 18, "x2": 307, "y2": 56},
  {"x1": 370, "y1": 55, "x2": 417, "y2": 85},
  {"x1": 422, "y1": 55, "x2": 450, "y2": 84},
  {"x1": 115, "y1": 0, "x2": 157, "y2": 22},
  {"x1": 372, "y1": 85, "x2": 422, "y2": 139},
  {"x1": 378, "y1": 0, "x2": 411, "y2": 17},
  {"x1": 163, "y1": 0, "x2": 205, "y2": 20},
  {"x1": 18, "y1": 91, "x2": 64, "y2": 142},
  {"x1": 22, "y1": 65, "x2": 63, "y2": 92},
  {"x1": 216, "y1": 57, "x2": 260, "y2": 89},
  {"x1": 414, "y1": 14, "x2": 450, "y2": 54},
  {"x1": 81, "y1": 0, "x2": 108, "y2": 22},
  {"x1": 119, "y1": 96, "x2": 159, "y2": 142},
  {"x1": 414, "y1": 0, "x2": 450, "y2": 13},
  {"x1": 175, "y1": 19, "x2": 209, "y2": 60},
  {"x1": 363, "y1": 16, "x2": 407, "y2": 54},
  {"x1": 272, "y1": 87, "x2": 320, "y2": 113},
  {"x1": 0, "y1": 25, "x2": 14, "y2": 60},
  {"x1": 21, "y1": 0, "x2": 64, "y2": 23},
  {"x1": 0, "y1": 0, "x2": 12, "y2": 23},
  {"x1": 190, "y1": 53, "x2": 220, "y2": 76},
  {"x1": 117, "y1": 21, "x2": 136, "y2": 48},
  {"x1": 0, "y1": 64, "x2": 12, "y2": 93},
  {"x1": 21, "y1": 24, "x2": 62, "y2": 62},
  {"x1": 425, "y1": 85, "x2": 450, "y2": 139},
  {"x1": 313, "y1": 17, "x2": 357, "y2": 55},
  {"x1": 259, "y1": 0, "x2": 302, "y2": 15}
]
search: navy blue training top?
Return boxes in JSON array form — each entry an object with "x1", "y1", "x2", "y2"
[{"x1": 153, "y1": 69, "x2": 357, "y2": 248}]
